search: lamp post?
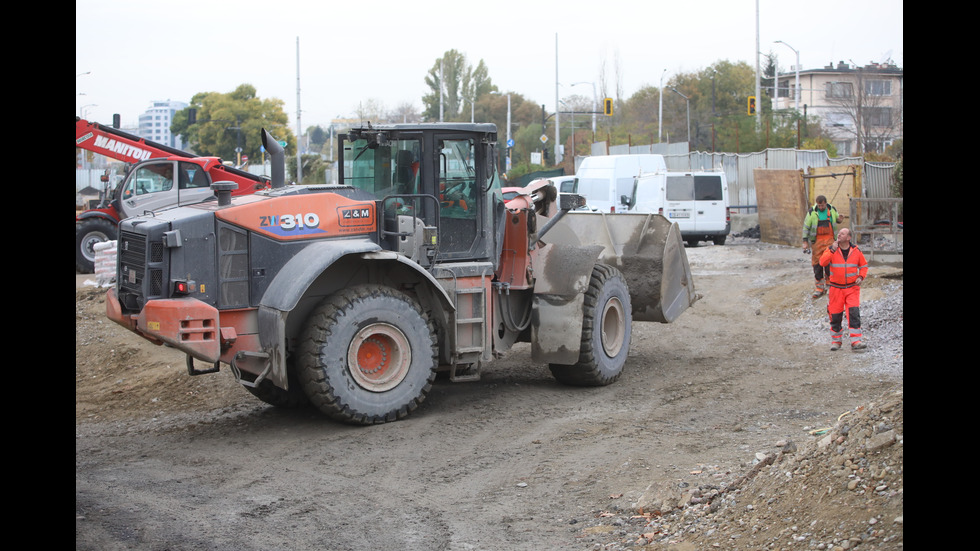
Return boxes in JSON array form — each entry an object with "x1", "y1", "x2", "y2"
[
  {"x1": 774, "y1": 40, "x2": 800, "y2": 111},
  {"x1": 658, "y1": 69, "x2": 667, "y2": 142},
  {"x1": 491, "y1": 91, "x2": 512, "y2": 171},
  {"x1": 669, "y1": 87, "x2": 690, "y2": 145}
]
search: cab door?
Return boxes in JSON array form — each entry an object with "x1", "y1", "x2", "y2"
[{"x1": 118, "y1": 160, "x2": 213, "y2": 218}]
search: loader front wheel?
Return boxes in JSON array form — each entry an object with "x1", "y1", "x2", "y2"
[
  {"x1": 549, "y1": 264, "x2": 632, "y2": 386},
  {"x1": 297, "y1": 285, "x2": 438, "y2": 424}
]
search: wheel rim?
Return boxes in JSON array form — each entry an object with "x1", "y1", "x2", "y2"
[
  {"x1": 347, "y1": 323, "x2": 412, "y2": 392},
  {"x1": 82, "y1": 231, "x2": 109, "y2": 262},
  {"x1": 599, "y1": 296, "x2": 626, "y2": 358}
]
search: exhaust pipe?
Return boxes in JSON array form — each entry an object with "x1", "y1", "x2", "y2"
[{"x1": 261, "y1": 128, "x2": 286, "y2": 189}]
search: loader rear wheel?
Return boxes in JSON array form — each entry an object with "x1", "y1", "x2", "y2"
[
  {"x1": 76, "y1": 218, "x2": 117, "y2": 273},
  {"x1": 297, "y1": 284, "x2": 438, "y2": 424},
  {"x1": 549, "y1": 264, "x2": 632, "y2": 386}
]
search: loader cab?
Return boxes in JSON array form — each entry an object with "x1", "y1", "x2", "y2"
[
  {"x1": 338, "y1": 123, "x2": 502, "y2": 265},
  {"x1": 115, "y1": 158, "x2": 214, "y2": 218}
]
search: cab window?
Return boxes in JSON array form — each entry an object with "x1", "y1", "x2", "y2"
[
  {"x1": 343, "y1": 137, "x2": 421, "y2": 199},
  {"x1": 124, "y1": 163, "x2": 174, "y2": 198}
]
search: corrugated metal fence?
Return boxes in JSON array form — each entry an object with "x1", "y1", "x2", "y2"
[{"x1": 581, "y1": 143, "x2": 898, "y2": 213}]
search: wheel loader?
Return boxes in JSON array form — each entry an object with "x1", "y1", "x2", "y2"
[{"x1": 105, "y1": 123, "x2": 697, "y2": 424}]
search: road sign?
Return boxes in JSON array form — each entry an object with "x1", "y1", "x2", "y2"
[
  {"x1": 507, "y1": 139, "x2": 514, "y2": 148},
  {"x1": 540, "y1": 134, "x2": 548, "y2": 144}
]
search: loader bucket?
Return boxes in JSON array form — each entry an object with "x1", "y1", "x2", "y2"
[{"x1": 540, "y1": 212, "x2": 697, "y2": 323}]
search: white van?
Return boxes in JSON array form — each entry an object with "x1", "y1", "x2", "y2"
[
  {"x1": 629, "y1": 170, "x2": 730, "y2": 246},
  {"x1": 573, "y1": 155, "x2": 667, "y2": 212}
]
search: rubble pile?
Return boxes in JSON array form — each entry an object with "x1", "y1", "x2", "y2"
[{"x1": 576, "y1": 390, "x2": 903, "y2": 550}]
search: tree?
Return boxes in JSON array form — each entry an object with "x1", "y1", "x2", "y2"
[
  {"x1": 171, "y1": 84, "x2": 294, "y2": 163},
  {"x1": 422, "y1": 50, "x2": 497, "y2": 122},
  {"x1": 824, "y1": 66, "x2": 903, "y2": 155}
]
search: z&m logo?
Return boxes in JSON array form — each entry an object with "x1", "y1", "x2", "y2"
[
  {"x1": 341, "y1": 208, "x2": 371, "y2": 220},
  {"x1": 337, "y1": 204, "x2": 375, "y2": 233}
]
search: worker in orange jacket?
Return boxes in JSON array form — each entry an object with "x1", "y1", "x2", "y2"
[{"x1": 819, "y1": 228, "x2": 868, "y2": 351}]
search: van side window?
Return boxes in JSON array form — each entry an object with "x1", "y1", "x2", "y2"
[{"x1": 694, "y1": 176, "x2": 723, "y2": 201}]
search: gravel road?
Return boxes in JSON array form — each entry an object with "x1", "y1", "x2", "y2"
[{"x1": 75, "y1": 236, "x2": 903, "y2": 550}]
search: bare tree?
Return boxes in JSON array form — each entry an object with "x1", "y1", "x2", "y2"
[{"x1": 825, "y1": 65, "x2": 902, "y2": 154}]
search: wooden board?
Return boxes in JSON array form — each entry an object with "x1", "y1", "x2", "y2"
[
  {"x1": 753, "y1": 169, "x2": 807, "y2": 246},
  {"x1": 805, "y1": 165, "x2": 860, "y2": 226}
]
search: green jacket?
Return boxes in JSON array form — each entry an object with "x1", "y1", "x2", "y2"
[{"x1": 802, "y1": 203, "x2": 841, "y2": 242}]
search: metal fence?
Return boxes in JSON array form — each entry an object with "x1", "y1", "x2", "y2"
[{"x1": 578, "y1": 143, "x2": 898, "y2": 214}]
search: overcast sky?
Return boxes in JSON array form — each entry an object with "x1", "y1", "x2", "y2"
[{"x1": 76, "y1": 0, "x2": 903, "y2": 132}]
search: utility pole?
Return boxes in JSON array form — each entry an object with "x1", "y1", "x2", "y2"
[
  {"x1": 554, "y1": 33, "x2": 561, "y2": 165},
  {"x1": 296, "y1": 37, "x2": 302, "y2": 184},
  {"x1": 754, "y1": 0, "x2": 761, "y2": 130}
]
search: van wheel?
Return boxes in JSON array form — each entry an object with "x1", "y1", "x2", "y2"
[
  {"x1": 712, "y1": 235, "x2": 727, "y2": 245},
  {"x1": 686, "y1": 239, "x2": 699, "y2": 247},
  {"x1": 549, "y1": 264, "x2": 632, "y2": 386},
  {"x1": 298, "y1": 285, "x2": 438, "y2": 424}
]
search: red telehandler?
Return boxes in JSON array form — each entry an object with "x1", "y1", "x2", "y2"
[{"x1": 75, "y1": 117, "x2": 271, "y2": 272}]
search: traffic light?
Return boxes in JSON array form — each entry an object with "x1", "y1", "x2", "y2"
[
  {"x1": 747, "y1": 96, "x2": 757, "y2": 116},
  {"x1": 603, "y1": 97, "x2": 614, "y2": 116}
]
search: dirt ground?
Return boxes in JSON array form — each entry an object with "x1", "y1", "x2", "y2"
[{"x1": 75, "y1": 236, "x2": 903, "y2": 550}]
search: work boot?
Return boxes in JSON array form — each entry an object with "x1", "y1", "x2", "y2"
[
  {"x1": 851, "y1": 341, "x2": 867, "y2": 351},
  {"x1": 830, "y1": 342, "x2": 841, "y2": 351},
  {"x1": 812, "y1": 279, "x2": 826, "y2": 299}
]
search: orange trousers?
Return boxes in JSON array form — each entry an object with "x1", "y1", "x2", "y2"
[{"x1": 827, "y1": 285, "x2": 862, "y2": 345}]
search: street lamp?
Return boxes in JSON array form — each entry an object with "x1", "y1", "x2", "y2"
[
  {"x1": 669, "y1": 87, "x2": 690, "y2": 145},
  {"x1": 774, "y1": 40, "x2": 800, "y2": 111}
]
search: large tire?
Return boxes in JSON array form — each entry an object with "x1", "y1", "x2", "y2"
[
  {"x1": 297, "y1": 284, "x2": 438, "y2": 424},
  {"x1": 76, "y1": 218, "x2": 117, "y2": 273},
  {"x1": 549, "y1": 264, "x2": 632, "y2": 386}
]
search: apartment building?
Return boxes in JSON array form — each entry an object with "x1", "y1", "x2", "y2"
[
  {"x1": 138, "y1": 100, "x2": 188, "y2": 150},
  {"x1": 775, "y1": 61, "x2": 903, "y2": 155}
]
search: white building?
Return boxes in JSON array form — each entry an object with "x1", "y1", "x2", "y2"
[
  {"x1": 775, "y1": 61, "x2": 903, "y2": 156},
  {"x1": 138, "y1": 100, "x2": 188, "y2": 149}
]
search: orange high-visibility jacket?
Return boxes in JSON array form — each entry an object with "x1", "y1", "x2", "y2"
[{"x1": 819, "y1": 245, "x2": 868, "y2": 287}]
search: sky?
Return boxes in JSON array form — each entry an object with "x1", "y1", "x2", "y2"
[{"x1": 76, "y1": 0, "x2": 903, "y2": 133}]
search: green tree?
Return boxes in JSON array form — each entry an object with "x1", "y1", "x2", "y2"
[
  {"x1": 289, "y1": 153, "x2": 332, "y2": 184},
  {"x1": 422, "y1": 50, "x2": 497, "y2": 121},
  {"x1": 171, "y1": 84, "x2": 295, "y2": 164}
]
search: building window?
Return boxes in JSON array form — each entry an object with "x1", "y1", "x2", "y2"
[
  {"x1": 826, "y1": 82, "x2": 853, "y2": 99},
  {"x1": 864, "y1": 107, "x2": 892, "y2": 127},
  {"x1": 865, "y1": 80, "x2": 891, "y2": 96}
]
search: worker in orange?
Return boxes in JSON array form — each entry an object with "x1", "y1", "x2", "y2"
[
  {"x1": 802, "y1": 195, "x2": 842, "y2": 298},
  {"x1": 819, "y1": 228, "x2": 868, "y2": 351}
]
